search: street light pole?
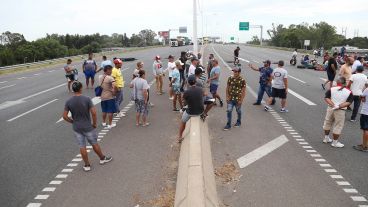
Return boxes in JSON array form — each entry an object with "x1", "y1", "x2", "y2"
[{"x1": 193, "y1": 0, "x2": 198, "y2": 55}]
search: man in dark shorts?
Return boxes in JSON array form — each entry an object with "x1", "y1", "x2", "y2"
[
  {"x1": 179, "y1": 51, "x2": 188, "y2": 92},
  {"x1": 83, "y1": 52, "x2": 98, "y2": 88},
  {"x1": 63, "y1": 81, "x2": 112, "y2": 172},
  {"x1": 265, "y1": 61, "x2": 288, "y2": 113},
  {"x1": 234, "y1": 46, "x2": 240, "y2": 65},
  {"x1": 64, "y1": 59, "x2": 75, "y2": 92},
  {"x1": 177, "y1": 75, "x2": 204, "y2": 143},
  {"x1": 322, "y1": 52, "x2": 338, "y2": 90},
  {"x1": 354, "y1": 87, "x2": 368, "y2": 152}
]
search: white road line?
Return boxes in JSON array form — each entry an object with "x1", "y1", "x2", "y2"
[
  {"x1": 35, "y1": 195, "x2": 49, "y2": 200},
  {"x1": 34, "y1": 73, "x2": 40, "y2": 76},
  {"x1": 288, "y1": 75, "x2": 306, "y2": 84},
  {"x1": 49, "y1": 180, "x2": 63, "y2": 185},
  {"x1": 237, "y1": 135, "x2": 289, "y2": 168},
  {"x1": 67, "y1": 163, "x2": 78, "y2": 167},
  {"x1": 55, "y1": 174, "x2": 68, "y2": 179},
  {"x1": 315, "y1": 159, "x2": 326, "y2": 162},
  {"x1": 296, "y1": 139, "x2": 305, "y2": 141},
  {"x1": 310, "y1": 154, "x2": 321, "y2": 157},
  {"x1": 7, "y1": 99, "x2": 58, "y2": 122},
  {"x1": 306, "y1": 150, "x2": 317, "y2": 153},
  {"x1": 325, "y1": 169, "x2": 337, "y2": 173},
  {"x1": 42, "y1": 187, "x2": 56, "y2": 192},
  {"x1": 0, "y1": 81, "x2": 8, "y2": 84},
  {"x1": 27, "y1": 203, "x2": 42, "y2": 207},
  {"x1": 302, "y1": 146, "x2": 313, "y2": 149},
  {"x1": 17, "y1": 77, "x2": 27, "y2": 80},
  {"x1": 288, "y1": 89, "x2": 317, "y2": 106},
  {"x1": 331, "y1": 175, "x2": 344, "y2": 179},
  {"x1": 344, "y1": 189, "x2": 358, "y2": 193},
  {"x1": 319, "y1": 164, "x2": 332, "y2": 167},
  {"x1": 337, "y1": 181, "x2": 351, "y2": 186},
  {"x1": 351, "y1": 196, "x2": 367, "y2": 202},
  {"x1": 298, "y1": 142, "x2": 308, "y2": 145},
  {"x1": 0, "y1": 84, "x2": 16, "y2": 90},
  {"x1": 72, "y1": 158, "x2": 82, "y2": 162}
]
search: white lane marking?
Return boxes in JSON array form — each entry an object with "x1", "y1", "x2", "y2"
[
  {"x1": 351, "y1": 196, "x2": 367, "y2": 202},
  {"x1": 99, "y1": 132, "x2": 107, "y2": 135},
  {"x1": 302, "y1": 146, "x2": 313, "y2": 149},
  {"x1": 98, "y1": 135, "x2": 104, "y2": 138},
  {"x1": 288, "y1": 75, "x2": 306, "y2": 84},
  {"x1": 35, "y1": 195, "x2": 49, "y2": 199},
  {"x1": 55, "y1": 174, "x2": 68, "y2": 179},
  {"x1": 331, "y1": 175, "x2": 344, "y2": 179},
  {"x1": 0, "y1": 83, "x2": 65, "y2": 111},
  {"x1": 72, "y1": 158, "x2": 82, "y2": 162},
  {"x1": 0, "y1": 84, "x2": 16, "y2": 90},
  {"x1": 17, "y1": 77, "x2": 27, "y2": 80},
  {"x1": 42, "y1": 187, "x2": 56, "y2": 192},
  {"x1": 293, "y1": 135, "x2": 302, "y2": 138},
  {"x1": 7, "y1": 99, "x2": 58, "y2": 122},
  {"x1": 298, "y1": 142, "x2": 308, "y2": 145},
  {"x1": 315, "y1": 159, "x2": 326, "y2": 162},
  {"x1": 324, "y1": 169, "x2": 337, "y2": 173},
  {"x1": 101, "y1": 129, "x2": 109, "y2": 132},
  {"x1": 49, "y1": 180, "x2": 63, "y2": 185},
  {"x1": 344, "y1": 189, "x2": 358, "y2": 193},
  {"x1": 61, "y1": 169, "x2": 73, "y2": 173},
  {"x1": 56, "y1": 97, "x2": 101, "y2": 123},
  {"x1": 337, "y1": 181, "x2": 350, "y2": 186},
  {"x1": 288, "y1": 89, "x2": 317, "y2": 106},
  {"x1": 237, "y1": 135, "x2": 289, "y2": 168},
  {"x1": 27, "y1": 203, "x2": 42, "y2": 207},
  {"x1": 290, "y1": 132, "x2": 298, "y2": 135},
  {"x1": 306, "y1": 150, "x2": 317, "y2": 153},
  {"x1": 48, "y1": 70, "x2": 55, "y2": 72},
  {"x1": 34, "y1": 73, "x2": 40, "y2": 76},
  {"x1": 0, "y1": 81, "x2": 8, "y2": 84},
  {"x1": 296, "y1": 139, "x2": 305, "y2": 141},
  {"x1": 310, "y1": 154, "x2": 321, "y2": 157},
  {"x1": 67, "y1": 163, "x2": 78, "y2": 167},
  {"x1": 319, "y1": 164, "x2": 332, "y2": 167}
]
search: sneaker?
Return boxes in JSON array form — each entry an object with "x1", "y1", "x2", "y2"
[
  {"x1": 220, "y1": 100, "x2": 224, "y2": 107},
  {"x1": 331, "y1": 141, "x2": 344, "y2": 148},
  {"x1": 234, "y1": 122, "x2": 241, "y2": 127},
  {"x1": 321, "y1": 83, "x2": 325, "y2": 90},
  {"x1": 253, "y1": 102, "x2": 261, "y2": 105},
  {"x1": 106, "y1": 123, "x2": 116, "y2": 129},
  {"x1": 149, "y1": 102, "x2": 155, "y2": 107},
  {"x1": 350, "y1": 119, "x2": 356, "y2": 122},
  {"x1": 280, "y1": 108, "x2": 289, "y2": 113},
  {"x1": 102, "y1": 122, "x2": 107, "y2": 127},
  {"x1": 322, "y1": 136, "x2": 333, "y2": 143},
  {"x1": 83, "y1": 165, "x2": 91, "y2": 172},
  {"x1": 264, "y1": 106, "x2": 270, "y2": 111},
  {"x1": 353, "y1": 145, "x2": 368, "y2": 152},
  {"x1": 173, "y1": 108, "x2": 180, "y2": 112},
  {"x1": 223, "y1": 125, "x2": 231, "y2": 131},
  {"x1": 116, "y1": 112, "x2": 126, "y2": 118},
  {"x1": 100, "y1": 156, "x2": 113, "y2": 164}
]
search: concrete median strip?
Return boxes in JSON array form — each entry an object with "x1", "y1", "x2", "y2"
[{"x1": 174, "y1": 117, "x2": 219, "y2": 207}]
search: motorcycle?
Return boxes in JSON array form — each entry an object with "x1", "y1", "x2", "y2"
[{"x1": 290, "y1": 55, "x2": 297, "y2": 66}]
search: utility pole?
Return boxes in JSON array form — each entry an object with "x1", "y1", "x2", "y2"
[
  {"x1": 250, "y1": 25, "x2": 264, "y2": 46},
  {"x1": 193, "y1": 0, "x2": 198, "y2": 55}
]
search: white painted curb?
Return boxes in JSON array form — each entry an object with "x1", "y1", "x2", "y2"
[{"x1": 174, "y1": 117, "x2": 219, "y2": 207}]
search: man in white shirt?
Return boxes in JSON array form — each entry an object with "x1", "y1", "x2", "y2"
[
  {"x1": 354, "y1": 87, "x2": 368, "y2": 152},
  {"x1": 347, "y1": 66, "x2": 368, "y2": 121},
  {"x1": 351, "y1": 57, "x2": 364, "y2": 74},
  {"x1": 322, "y1": 77, "x2": 353, "y2": 148},
  {"x1": 188, "y1": 57, "x2": 199, "y2": 76},
  {"x1": 265, "y1": 60, "x2": 288, "y2": 113},
  {"x1": 166, "y1": 55, "x2": 176, "y2": 99}
]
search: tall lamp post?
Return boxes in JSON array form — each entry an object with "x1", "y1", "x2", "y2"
[{"x1": 193, "y1": 0, "x2": 198, "y2": 55}]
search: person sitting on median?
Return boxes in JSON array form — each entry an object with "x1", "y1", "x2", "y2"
[
  {"x1": 63, "y1": 81, "x2": 112, "y2": 172},
  {"x1": 177, "y1": 75, "x2": 204, "y2": 143},
  {"x1": 194, "y1": 67, "x2": 215, "y2": 121}
]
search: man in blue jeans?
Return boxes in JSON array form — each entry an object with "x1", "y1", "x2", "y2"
[
  {"x1": 224, "y1": 67, "x2": 246, "y2": 130},
  {"x1": 249, "y1": 60, "x2": 275, "y2": 105}
]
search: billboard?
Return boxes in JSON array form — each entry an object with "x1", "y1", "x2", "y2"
[{"x1": 158, "y1": 31, "x2": 170, "y2": 38}]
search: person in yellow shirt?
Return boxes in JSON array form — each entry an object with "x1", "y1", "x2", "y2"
[{"x1": 112, "y1": 59, "x2": 125, "y2": 117}]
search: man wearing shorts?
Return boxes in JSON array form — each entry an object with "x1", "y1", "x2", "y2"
[
  {"x1": 83, "y1": 52, "x2": 98, "y2": 88},
  {"x1": 99, "y1": 64, "x2": 117, "y2": 129},
  {"x1": 194, "y1": 67, "x2": 214, "y2": 121},
  {"x1": 265, "y1": 60, "x2": 288, "y2": 112},
  {"x1": 178, "y1": 75, "x2": 204, "y2": 143},
  {"x1": 64, "y1": 59, "x2": 75, "y2": 92},
  {"x1": 130, "y1": 70, "x2": 150, "y2": 126},
  {"x1": 207, "y1": 59, "x2": 224, "y2": 107},
  {"x1": 63, "y1": 81, "x2": 112, "y2": 172},
  {"x1": 171, "y1": 60, "x2": 183, "y2": 111},
  {"x1": 112, "y1": 59, "x2": 125, "y2": 117},
  {"x1": 166, "y1": 55, "x2": 176, "y2": 99},
  {"x1": 322, "y1": 77, "x2": 353, "y2": 148},
  {"x1": 354, "y1": 87, "x2": 368, "y2": 152},
  {"x1": 322, "y1": 52, "x2": 338, "y2": 90},
  {"x1": 153, "y1": 55, "x2": 164, "y2": 94}
]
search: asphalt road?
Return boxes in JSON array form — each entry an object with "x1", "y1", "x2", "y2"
[
  {"x1": 1, "y1": 44, "x2": 367, "y2": 207},
  {"x1": 209, "y1": 44, "x2": 368, "y2": 206},
  {"x1": 0, "y1": 45, "x2": 193, "y2": 207}
]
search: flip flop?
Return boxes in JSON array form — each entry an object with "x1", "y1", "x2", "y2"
[{"x1": 353, "y1": 145, "x2": 368, "y2": 152}]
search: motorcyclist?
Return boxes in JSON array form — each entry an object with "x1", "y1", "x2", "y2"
[{"x1": 234, "y1": 46, "x2": 240, "y2": 65}]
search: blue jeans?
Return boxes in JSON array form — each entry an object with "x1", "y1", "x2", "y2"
[
  {"x1": 115, "y1": 89, "x2": 124, "y2": 111},
  {"x1": 226, "y1": 100, "x2": 242, "y2": 126},
  {"x1": 256, "y1": 84, "x2": 272, "y2": 104}
]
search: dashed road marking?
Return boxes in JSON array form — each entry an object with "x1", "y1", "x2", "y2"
[
  {"x1": 61, "y1": 169, "x2": 73, "y2": 173},
  {"x1": 42, "y1": 187, "x2": 56, "y2": 192},
  {"x1": 26, "y1": 203, "x2": 42, "y2": 207},
  {"x1": 55, "y1": 174, "x2": 68, "y2": 179},
  {"x1": 351, "y1": 196, "x2": 367, "y2": 202},
  {"x1": 330, "y1": 175, "x2": 344, "y2": 179},
  {"x1": 72, "y1": 158, "x2": 82, "y2": 162},
  {"x1": 344, "y1": 189, "x2": 358, "y2": 193},
  {"x1": 0, "y1": 84, "x2": 16, "y2": 90},
  {"x1": 35, "y1": 195, "x2": 49, "y2": 200},
  {"x1": 325, "y1": 169, "x2": 337, "y2": 173},
  {"x1": 7, "y1": 99, "x2": 58, "y2": 122},
  {"x1": 67, "y1": 163, "x2": 78, "y2": 167}
]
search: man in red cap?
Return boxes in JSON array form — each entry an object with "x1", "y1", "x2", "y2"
[{"x1": 112, "y1": 58, "x2": 125, "y2": 117}]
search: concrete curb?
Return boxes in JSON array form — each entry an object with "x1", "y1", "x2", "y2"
[{"x1": 174, "y1": 117, "x2": 219, "y2": 207}]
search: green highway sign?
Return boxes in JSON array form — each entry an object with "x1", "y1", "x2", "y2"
[
  {"x1": 230, "y1": 37, "x2": 235, "y2": 41},
  {"x1": 239, "y1": 22, "x2": 249, "y2": 31}
]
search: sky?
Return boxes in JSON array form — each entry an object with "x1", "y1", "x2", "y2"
[{"x1": 0, "y1": 0, "x2": 367, "y2": 43}]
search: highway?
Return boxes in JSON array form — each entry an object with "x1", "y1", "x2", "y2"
[{"x1": 0, "y1": 44, "x2": 367, "y2": 207}]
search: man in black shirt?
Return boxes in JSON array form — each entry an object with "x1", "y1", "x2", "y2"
[
  {"x1": 177, "y1": 75, "x2": 204, "y2": 143},
  {"x1": 234, "y1": 46, "x2": 240, "y2": 65},
  {"x1": 322, "y1": 52, "x2": 338, "y2": 90},
  {"x1": 179, "y1": 51, "x2": 187, "y2": 92}
]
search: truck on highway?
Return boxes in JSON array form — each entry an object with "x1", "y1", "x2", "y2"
[{"x1": 170, "y1": 37, "x2": 185, "y2": 47}]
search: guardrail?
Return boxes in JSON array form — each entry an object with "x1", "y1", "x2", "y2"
[{"x1": 174, "y1": 117, "x2": 219, "y2": 207}]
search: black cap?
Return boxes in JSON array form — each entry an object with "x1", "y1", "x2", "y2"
[
  {"x1": 278, "y1": 60, "x2": 284, "y2": 66},
  {"x1": 263, "y1": 60, "x2": 271, "y2": 64},
  {"x1": 356, "y1": 65, "x2": 364, "y2": 72},
  {"x1": 168, "y1": 55, "x2": 174, "y2": 59},
  {"x1": 195, "y1": 67, "x2": 204, "y2": 75},
  {"x1": 187, "y1": 75, "x2": 196, "y2": 85}
]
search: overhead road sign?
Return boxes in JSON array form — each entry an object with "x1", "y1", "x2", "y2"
[{"x1": 239, "y1": 22, "x2": 249, "y2": 31}]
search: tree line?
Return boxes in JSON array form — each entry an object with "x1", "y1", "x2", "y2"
[
  {"x1": 247, "y1": 21, "x2": 368, "y2": 50},
  {"x1": 0, "y1": 29, "x2": 157, "y2": 67}
]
